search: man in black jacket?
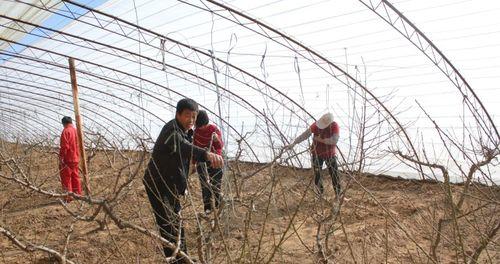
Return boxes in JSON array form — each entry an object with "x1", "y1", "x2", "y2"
[{"x1": 143, "y1": 98, "x2": 223, "y2": 263}]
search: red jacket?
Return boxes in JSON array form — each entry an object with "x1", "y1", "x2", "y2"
[
  {"x1": 193, "y1": 124, "x2": 223, "y2": 156},
  {"x1": 60, "y1": 124, "x2": 79, "y2": 164},
  {"x1": 310, "y1": 121, "x2": 339, "y2": 158}
]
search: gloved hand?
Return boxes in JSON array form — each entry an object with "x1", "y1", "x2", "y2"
[{"x1": 206, "y1": 152, "x2": 224, "y2": 168}]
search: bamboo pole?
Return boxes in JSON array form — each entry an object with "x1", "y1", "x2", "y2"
[{"x1": 68, "y1": 58, "x2": 91, "y2": 195}]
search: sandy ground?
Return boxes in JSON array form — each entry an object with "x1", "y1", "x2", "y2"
[{"x1": 0, "y1": 145, "x2": 498, "y2": 263}]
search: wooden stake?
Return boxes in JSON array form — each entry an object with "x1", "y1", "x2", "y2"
[{"x1": 68, "y1": 58, "x2": 91, "y2": 195}]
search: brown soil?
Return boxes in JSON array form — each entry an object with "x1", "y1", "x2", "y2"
[{"x1": 0, "y1": 144, "x2": 498, "y2": 263}]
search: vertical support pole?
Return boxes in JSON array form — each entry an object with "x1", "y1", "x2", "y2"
[
  {"x1": 209, "y1": 50, "x2": 224, "y2": 138},
  {"x1": 209, "y1": 50, "x2": 233, "y2": 234},
  {"x1": 68, "y1": 58, "x2": 91, "y2": 195}
]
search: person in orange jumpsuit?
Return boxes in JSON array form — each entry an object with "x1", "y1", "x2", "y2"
[{"x1": 59, "y1": 116, "x2": 81, "y2": 202}]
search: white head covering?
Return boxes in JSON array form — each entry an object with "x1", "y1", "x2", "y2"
[{"x1": 316, "y1": 112, "x2": 334, "y2": 129}]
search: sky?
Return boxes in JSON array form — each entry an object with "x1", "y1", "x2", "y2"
[{"x1": 0, "y1": 0, "x2": 498, "y2": 183}]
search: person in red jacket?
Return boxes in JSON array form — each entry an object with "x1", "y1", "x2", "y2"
[
  {"x1": 284, "y1": 113, "x2": 341, "y2": 197},
  {"x1": 193, "y1": 110, "x2": 224, "y2": 214},
  {"x1": 59, "y1": 116, "x2": 81, "y2": 202}
]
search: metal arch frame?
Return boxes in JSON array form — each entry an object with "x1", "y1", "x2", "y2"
[
  {"x1": 1, "y1": 1, "x2": 416, "y2": 172},
  {"x1": 0, "y1": 82, "x2": 143, "y2": 137},
  {"x1": 59, "y1": 0, "x2": 315, "y2": 121},
  {"x1": 180, "y1": 1, "x2": 446, "y2": 259},
  {"x1": 0, "y1": 98, "x2": 123, "y2": 149},
  {"x1": 0, "y1": 119, "x2": 36, "y2": 142},
  {"x1": 3, "y1": 1, "x2": 480, "y2": 168},
  {"x1": 0, "y1": 66, "x2": 168, "y2": 128},
  {"x1": 0, "y1": 74, "x2": 143, "y2": 137},
  {"x1": 0, "y1": 36, "x2": 284, "y2": 162},
  {"x1": 358, "y1": 0, "x2": 499, "y2": 143},
  {"x1": 0, "y1": 87, "x2": 135, "y2": 146},
  {"x1": 59, "y1": 0, "x2": 498, "y2": 150},
  {"x1": 0, "y1": 46, "x2": 262, "y2": 161},
  {"x1": 7, "y1": 1, "x2": 314, "y2": 126},
  {"x1": 0, "y1": 53, "x2": 265, "y2": 163},
  {"x1": 0, "y1": 111, "x2": 51, "y2": 140},
  {"x1": 6, "y1": 0, "x2": 422, "y2": 169},
  {"x1": 0, "y1": 10, "x2": 303, "y2": 164},
  {"x1": 186, "y1": 0, "x2": 426, "y2": 172},
  {"x1": 0, "y1": 106, "x2": 61, "y2": 133},
  {"x1": 40, "y1": 0, "x2": 309, "y2": 165}
]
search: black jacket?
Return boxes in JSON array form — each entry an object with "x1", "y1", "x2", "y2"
[{"x1": 144, "y1": 118, "x2": 208, "y2": 195}]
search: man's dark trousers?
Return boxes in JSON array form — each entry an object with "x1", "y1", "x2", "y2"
[{"x1": 143, "y1": 174, "x2": 186, "y2": 262}]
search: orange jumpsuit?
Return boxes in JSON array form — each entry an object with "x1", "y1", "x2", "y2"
[{"x1": 59, "y1": 124, "x2": 81, "y2": 199}]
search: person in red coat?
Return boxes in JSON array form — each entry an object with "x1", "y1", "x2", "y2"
[
  {"x1": 284, "y1": 113, "x2": 341, "y2": 197},
  {"x1": 59, "y1": 116, "x2": 81, "y2": 202},
  {"x1": 193, "y1": 110, "x2": 224, "y2": 214}
]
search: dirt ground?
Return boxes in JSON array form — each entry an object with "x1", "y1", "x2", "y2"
[{"x1": 0, "y1": 144, "x2": 498, "y2": 263}]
